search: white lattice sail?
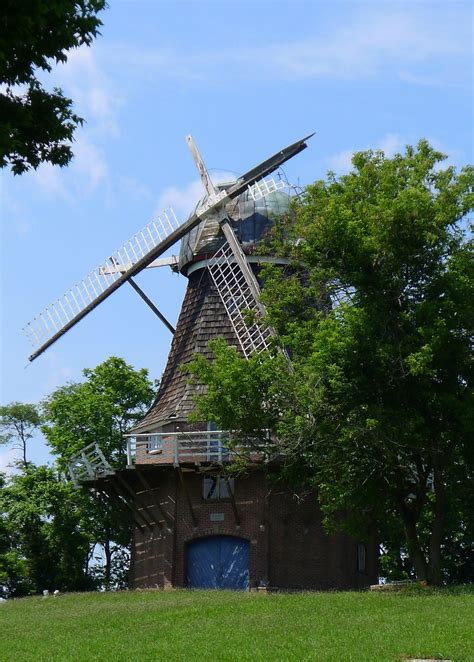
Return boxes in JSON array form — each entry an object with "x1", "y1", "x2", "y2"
[
  {"x1": 247, "y1": 176, "x2": 285, "y2": 201},
  {"x1": 208, "y1": 241, "x2": 272, "y2": 358},
  {"x1": 24, "y1": 209, "x2": 179, "y2": 351}
]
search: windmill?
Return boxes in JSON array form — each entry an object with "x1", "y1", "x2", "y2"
[
  {"x1": 24, "y1": 134, "x2": 379, "y2": 591},
  {"x1": 24, "y1": 133, "x2": 313, "y2": 365}
]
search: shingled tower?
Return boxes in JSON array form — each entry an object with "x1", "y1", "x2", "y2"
[{"x1": 132, "y1": 186, "x2": 290, "y2": 434}]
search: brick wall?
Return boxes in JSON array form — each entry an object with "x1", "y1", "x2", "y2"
[{"x1": 129, "y1": 466, "x2": 378, "y2": 590}]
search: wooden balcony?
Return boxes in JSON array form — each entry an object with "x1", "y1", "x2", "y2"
[
  {"x1": 67, "y1": 441, "x2": 115, "y2": 486},
  {"x1": 67, "y1": 431, "x2": 273, "y2": 485},
  {"x1": 125, "y1": 430, "x2": 270, "y2": 467}
]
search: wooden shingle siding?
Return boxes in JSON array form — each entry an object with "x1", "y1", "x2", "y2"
[{"x1": 133, "y1": 268, "x2": 241, "y2": 432}]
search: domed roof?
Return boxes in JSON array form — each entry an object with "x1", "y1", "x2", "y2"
[{"x1": 178, "y1": 186, "x2": 291, "y2": 273}]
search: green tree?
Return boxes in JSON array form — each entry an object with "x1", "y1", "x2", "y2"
[
  {"x1": 0, "y1": 402, "x2": 42, "y2": 467},
  {"x1": 0, "y1": 465, "x2": 95, "y2": 596},
  {"x1": 41, "y1": 356, "x2": 156, "y2": 585},
  {"x1": 0, "y1": 0, "x2": 106, "y2": 174},
  {"x1": 42, "y1": 356, "x2": 155, "y2": 468},
  {"x1": 189, "y1": 141, "x2": 474, "y2": 585},
  {"x1": 0, "y1": 472, "x2": 32, "y2": 598},
  {"x1": 0, "y1": 463, "x2": 133, "y2": 596}
]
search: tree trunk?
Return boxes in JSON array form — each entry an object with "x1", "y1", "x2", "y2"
[
  {"x1": 19, "y1": 422, "x2": 27, "y2": 467},
  {"x1": 84, "y1": 544, "x2": 94, "y2": 577},
  {"x1": 397, "y1": 497, "x2": 429, "y2": 581},
  {"x1": 427, "y1": 460, "x2": 447, "y2": 585},
  {"x1": 104, "y1": 540, "x2": 112, "y2": 590}
]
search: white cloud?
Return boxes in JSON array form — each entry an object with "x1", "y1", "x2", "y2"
[
  {"x1": 157, "y1": 179, "x2": 204, "y2": 221},
  {"x1": 30, "y1": 163, "x2": 72, "y2": 200},
  {"x1": 328, "y1": 133, "x2": 406, "y2": 174},
  {"x1": 27, "y1": 133, "x2": 108, "y2": 198},
  {"x1": 71, "y1": 136, "x2": 109, "y2": 191},
  {"x1": 1, "y1": 190, "x2": 35, "y2": 238},
  {"x1": 118, "y1": 177, "x2": 153, "y2": 202},
  {"x1": 273, "y1": 12, "x2": 466, "y2": 82},
  {"x1": 54, "y1": 46, "x2": 122, "y2": 135},
  {"x1": 40, "y1": 352, "x2": 75, "y2": 396},
  {"x1": 14, "y1": 219, "x2": 32, "y2": 238},
  {"x1": 108, "y1": 8, "x2": 470, "y2": 86},
  {"x1": 156, "y1": 171, "x2": 236, "y2": 221},
  {"x1": 327, "y1": 149, "x2": 355, "y2": 174},
  {"x1": 23, "y1": 45, "x2": 119, "y2": 201},
  {"x1": 425, "y1": 137, "x2": 464, "y2": 169},
  {"x1": 210, "y1": 170, "x2": 238, "y2": 186},
  {"x1": 397, "y1": 71, "x2": 447, "y2": 87},
  {"x1": 377, "y1": 134, "x2": 406, "y2": 158},
  {"x1": 260, "y1": 11, "x2": 468, "y2": 82}
]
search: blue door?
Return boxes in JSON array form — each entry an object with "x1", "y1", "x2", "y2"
[{"x1": 187, "y1": 536, "x2": 250, "y2": 589}]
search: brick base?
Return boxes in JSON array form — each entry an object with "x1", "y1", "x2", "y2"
[{"x1": 127, "y1": 465, "x2": 378, "y2": 590}]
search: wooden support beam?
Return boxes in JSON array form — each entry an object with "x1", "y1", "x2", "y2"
[
  {"x1": 100, "y1": 480, "x2": 151, "y2": 532},
  {"x1": 104, "y1": 480, "x2": 151, "y2": 532},
  {"x1": 128, "y1": 278, "x2": 175, "y2": 334},
  {"x1": 111, "y1": 475, "x2": 156, "y2": 531},
  {"x1": 176, "y1": 466, "x2": 197, "y2": 527},
  {"x1": 220, "y1": 219, "x2": 264, "y2": 311},
  {"x1": 114, "y1": 473, "x2": 158, "y2": 529},
  {"x1": 225, "y1": 475, "x2": 241, "y2": 526},
  {"x1": 134, "y1": 467, "x2": 172, "y2": 525},
  {"x1": 186, "y1": 134, "x2": 217, "y2": 197}
]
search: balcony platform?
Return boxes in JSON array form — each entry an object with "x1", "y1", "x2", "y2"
[
  {"x1": 67, "y1": 431, "x2": 271, "y2": 485},
  {"x1": 126, "y1": 430, "x2": 270, "y2": 468}
]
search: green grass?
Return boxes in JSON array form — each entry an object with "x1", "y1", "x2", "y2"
[{"x1": 0, "y1": 587, "x2": 472, "y2": 661}]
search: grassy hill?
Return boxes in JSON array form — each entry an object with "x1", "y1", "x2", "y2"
[{"x1": 0, "y1": 587, "x2": 472, "y2": 661}]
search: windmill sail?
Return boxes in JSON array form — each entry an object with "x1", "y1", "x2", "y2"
[
  {"x1": 24, "y1": 208, "x2": 193, "y2": 362},
  {"x1": 208, "y1": 240, "x2": 272, "y2": 357},
  {"x1": 25, "y1": 133, "x2": 313, "y2": 362},
  {"x1": 247, "y1": 176, "x2": 286, "y2": 201},
  {"x1": 227, "y1": 132, "x2": 314, "y2": 196}
]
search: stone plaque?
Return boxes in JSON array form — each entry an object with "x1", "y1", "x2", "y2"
[{"x1": 210, "y1": 513, "x2": 225, "y2": 522}]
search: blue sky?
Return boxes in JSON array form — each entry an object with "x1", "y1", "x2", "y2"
[{"x1": 1, "y1": 0, "x2": 472, "y2": 469}]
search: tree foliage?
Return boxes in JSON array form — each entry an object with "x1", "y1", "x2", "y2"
[
  {"x1": 0, "y1": 465, "x2": 94, "y2": 597},
  {"x1": 188, "y1": 141, "x2": 474, "y2": 584},
  {"x1": 0, "y1": 463, "x2": 132, "y2": 597},
  {"x1": 0, "y1": 357, "x2": 155, "y2": 596},
  {"x1": 0, "y1": 402, "x2": 42, "y2": 467},
  {"x1": 0, "y1": 0, "x2": 106, "y2": 174},
  {"x1": 42, "y1": 356, "x2": 156, "y2": 469},
  {"x1": 40, "y1": 356, "x2": 156, "y2": 588}
]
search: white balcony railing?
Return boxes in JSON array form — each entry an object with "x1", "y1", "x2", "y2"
[
  {"x1": 125, "y1": 430, "x2": 271, "y2": 467},
  {"x1": 67, "y1": 431, "x2": 273, "y2": 485},
  {"x1": 68, "y1": 441, "x2": 114, "y2": 486}
]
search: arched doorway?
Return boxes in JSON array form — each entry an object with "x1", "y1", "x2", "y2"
[{"x1": 186, "y1": 536, "x2": 250, "y2": 590}]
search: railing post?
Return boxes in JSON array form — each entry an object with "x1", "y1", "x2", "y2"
[
  {"x1": 81, "y1": 451, "x2": 93, "y2": 478},
  {"x1": 126, "y1": 438, "x2": 133, "y2": 467},
  {"x1": 173, "y1": 436, "x2": 178, "y2": 466},
  {"x1": 69, "y1": 466, "x2": 78, "y2": 488},
  {"x1": 95, "y1": 443, "x2": 110, "y2": 470}
]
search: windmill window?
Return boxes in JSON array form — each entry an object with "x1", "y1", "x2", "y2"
[
  {"x1": 148, "y1": 434, "x2": 163, "y2": 454},
  {"x1": 202, "y1": 476, "x2": 234, "y2": 500},
  {"x1": 357, "y1": 543, "x2": 367, "y2": 573}
]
